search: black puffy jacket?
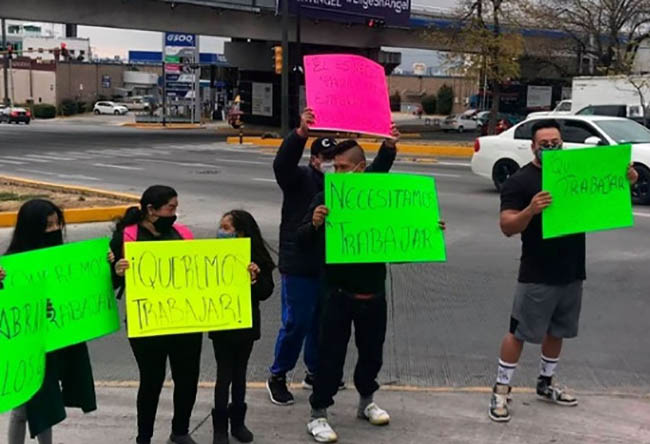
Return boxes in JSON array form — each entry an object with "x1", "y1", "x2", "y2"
[{"x1": 273, "y1": 130, "x2": 397, "y2": 276}]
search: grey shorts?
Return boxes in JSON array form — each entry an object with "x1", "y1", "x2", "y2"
[{"x1": 510, "y1": 281, "x2": 583, "y2": 344}]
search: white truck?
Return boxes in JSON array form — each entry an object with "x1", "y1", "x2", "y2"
[{"x1": 571, "y1": 75, "x2": 650, "y2": 118}]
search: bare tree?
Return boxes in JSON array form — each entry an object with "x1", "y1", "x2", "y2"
[
  {"x1": 626, "y1": 75, "x2": 650, "y2": 126},
  {"x1": 528, "y1": 0, "x2": 650, "y2": 75},
  {"x1": 433, "y1": 0, "x2": 524, "y2": 133}
]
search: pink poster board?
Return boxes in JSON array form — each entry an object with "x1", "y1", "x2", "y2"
[{"x1": 304, "y1": 54, "x2": 393, "y2": 138}]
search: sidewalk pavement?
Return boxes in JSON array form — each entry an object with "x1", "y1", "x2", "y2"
[{"x1": 2, "y1": 385, "x2": 649, "y2": 444}]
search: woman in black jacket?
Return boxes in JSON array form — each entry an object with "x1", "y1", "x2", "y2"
[
  {"x1": 210, "y1": 210, "x2": 275, "y2": 444},
  {"x1": 111, "y1": 185, "x2": 201, "y2": 444},
  {"x1": 3, "y1": 199, "x2": 97, "y2": 444}
]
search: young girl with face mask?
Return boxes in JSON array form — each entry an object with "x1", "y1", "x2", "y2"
[
  {"x1": 1, "y1": 199, "x2": 97, "y2": 444},
  {"x1": 110, "y1": 185, "x2": 201, "y2": 444},
  {"x1": 210, "y1": 210, "x2": 275, "y2": 444}
]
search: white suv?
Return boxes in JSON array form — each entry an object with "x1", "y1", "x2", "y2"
[
  {"x1": 93, "y1": 101, "x2": 129, "y2": 115},
  {"x1": 471, "y1": 115, "x2": 650, "y2": 203}
]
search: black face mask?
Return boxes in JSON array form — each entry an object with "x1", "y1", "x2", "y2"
[
  {"x1": 41, "y1": 229, "x2": 63, "y2": 248},
  {"x1": 153, "y1": 215, "x2": 177, "y2": 233}
]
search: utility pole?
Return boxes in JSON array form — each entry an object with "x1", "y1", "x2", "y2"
[
  {"x1": 1, "y1": 18, "x2": 9, "y2": 106},
  {"x1": 281, "y1": 0, "x2": 290, "y2": 136}
]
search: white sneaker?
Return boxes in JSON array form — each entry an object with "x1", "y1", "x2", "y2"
[
  {"x1": 359, "y1": 402, "x2": 390, "y2": 425},
  {"x1": 307, "y1": 418, "x2": 338, "y2": 443}
]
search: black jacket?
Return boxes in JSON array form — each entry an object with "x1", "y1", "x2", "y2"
[
  {"x1": 297, "y1": 191, "x2": 386, "y2": 295},
  {"x1": 274, "y1": 130, "x2": 397, "y2": 276},
  {"x1": 209, "y1": 257, "x2": 274, "y2": 342},
  {"x1": 26, "y1": 343, "x2": 97, "y2": 438}
]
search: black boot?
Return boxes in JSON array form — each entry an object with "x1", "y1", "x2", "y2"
[
  {"x1": 212, "y1": 408, "x2": 229, "y2": 444},
  {"x1": 229, "y1": 403, "x2": 253, "y2": 443}
]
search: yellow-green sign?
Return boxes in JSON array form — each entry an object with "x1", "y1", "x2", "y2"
[
  {"x1": 0, "y1": 237, "x2": 120, "y2": 352},
  {"x1": 124, "y1": 238, "x2": 252, "y2": 338},
  {"x1": 0, "y1": 287, "x2": 47, "y2": 413},
  {"x1": 542, "y1": 145, "x2": 634, "y2": 239},
  {"x1": 324, "y1": 173, "x2": 446, "y2": 264}
]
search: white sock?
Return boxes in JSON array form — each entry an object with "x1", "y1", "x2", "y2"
[
  {"x1": 539, "y1": 355, "x2": 559, "y2": 378},
  {"x1": 496, "y1": 359, "x2": 517, "y2": 385}
]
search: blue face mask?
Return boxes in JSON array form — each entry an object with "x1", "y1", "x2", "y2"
[{"x1": 217, "y1": 229, "x2": 237, "y2": 239}]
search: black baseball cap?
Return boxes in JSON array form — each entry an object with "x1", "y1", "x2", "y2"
[{"x1": 311, "y1": 137, "x2": 337, "y2": 156}]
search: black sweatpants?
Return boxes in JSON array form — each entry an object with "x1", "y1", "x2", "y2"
[
  {"x1": 129, "y1": 333, "x2": 203, "y2": 443},
  {"x1": 310, "y1": 288, "x2": 387, "y2": 410},
  {"x1": 211, "y1": 337, "x2": 254, "y2": 411}
]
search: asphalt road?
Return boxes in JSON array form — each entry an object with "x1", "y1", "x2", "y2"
[{"x1": 1, "y1": 121, "x2": 650, "y2": 394}]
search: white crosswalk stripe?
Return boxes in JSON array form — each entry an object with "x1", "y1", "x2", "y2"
[
  {"x1": 4, "y1": 142, "x2": 254, "y2": 169},
  {"x1": 3, "y1": 155, "x2": 49, "y2": 163}
]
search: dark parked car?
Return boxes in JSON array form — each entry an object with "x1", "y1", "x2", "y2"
[
  {"x1": 576, "y1": 104, "x2": 650, "y2": 128},
  {"x1": 0, "y1": 107, "x2": 31, "y2": 124}
]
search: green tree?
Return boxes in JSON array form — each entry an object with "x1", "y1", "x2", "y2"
[
  {"x1": 421, "y1": 94, "x2": 438, "y2": 114},
  {"x1": 436, "y1": 86, "x2": 454, "y2": 115}
]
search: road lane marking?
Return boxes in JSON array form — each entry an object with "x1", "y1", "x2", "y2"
[
  {"x1": 3, "y1": 155, "x2": 49, "y2": 163},
  {"x1": 393, "y1": 170, "x2": 461, "y2": 178},
  {"x1": 16, "y1": 168, "x2": 56, "y2": 176},
  {"x1": 213, "y1": 158, "x2": 266, "y2": 165},
  {"x1": 435, "y1": 161, "x2": 472, "y2": 167},
  {"x1": 252, "y1": 178, "x2": 276, "y2": 182},
  {"x1": 92, "y1": 163, "x2": 144, "y2": 171},
  {"x1": 141, "y1": 159, "x2": 221, "y2": 168},
  {"x1": 25, "y1": 154, "x2": 76, "y2": 161},
  {"x1": 0, "y1": 159, "x2": 26, "y2": 165},
  {"x1": 634, "y1": 212, "x2": 650, "y2": 218},
  {"x1": 57, "y1": 174, "x2": 100, "y2": 181}
]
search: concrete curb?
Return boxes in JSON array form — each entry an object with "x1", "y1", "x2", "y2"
[
  {"x1": 226, "y1": 136, "x2": 474, "y2": 158},
  {"x1": 91, "y1": 381, "x2": 650, "y2": 399},
  {"x1": 0, "y1": 175, "x2": 139, "y2": 227},
  {"x1": 121, "y1": 122, "x2": 205, "y2": 130}
]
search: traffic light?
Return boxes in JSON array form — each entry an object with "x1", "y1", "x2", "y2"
[
  {"x1": 7, "y1": 44, "x2": 13, "y2": 59},
  {"x1": 60, "y1": 42, "x2": 70, "y2": 60},
  {"x1": 273, "y1": 46, "x2": 283, "y2": 75}
]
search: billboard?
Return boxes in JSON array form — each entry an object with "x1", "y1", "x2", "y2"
[
  {"x1": 164, "y1": 32, "x2": 198, "y2": 99},
  {"x1": 278, "y1": 0, "x2": 411, "y2": 26}
]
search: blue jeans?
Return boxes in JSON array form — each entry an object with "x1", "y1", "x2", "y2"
[{"x1": 270, "y1": 275, "x2": 321, "y2": 376}]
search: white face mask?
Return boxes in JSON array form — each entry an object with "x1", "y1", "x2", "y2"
[{"x1": 320, "y1": 162, "x2": 335, "y2": 174}]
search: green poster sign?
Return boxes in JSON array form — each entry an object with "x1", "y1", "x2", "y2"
[
  {"x1": 324, "y1": 173, "x2": 446, "y2": 264},
  {"x1": 0, "y1": 287, "x2": 47, "y2": 413},
  {"x1": 542, "y1": 144, "x2": 634, "y2": 239},
  {"x1": 0, "y1": 237, "x2": 120, "y2": 352}
]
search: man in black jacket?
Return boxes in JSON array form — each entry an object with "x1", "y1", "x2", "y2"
[
  {"x1": 297, "y1": 140, "x2": 396, "y2": 443},
  {"x1": 267, "y1": 109, "x2": 398, "y2": 406}
]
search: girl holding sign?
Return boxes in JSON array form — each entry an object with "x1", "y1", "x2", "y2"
[
  {"x1": 209, "y1": 210, "x2": 275, "y2": 444},
  {"x1": 2, "y1": 199, "x2": 97, "y2": 444},
  {"x1": 111, "y1": 185, "x2": 201, "y2": 444}
]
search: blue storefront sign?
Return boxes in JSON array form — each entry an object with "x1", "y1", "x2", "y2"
[
  {"x1": 278, "y1": 0, "x2": 410, "y2": 26},
  {"x1": 164, "y1": 32, "x2": 197, "y2": 48},
  {"x1": 101, "y1": 75, "x2": 111, "y2": 88}
]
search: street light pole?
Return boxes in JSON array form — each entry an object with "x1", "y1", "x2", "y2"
[
  {"x1": 281, "y1": 0, "x2": 290, "y2": 136},
  {"x1": 1, "y1": 18, "x2": 9, "y2": 106}
]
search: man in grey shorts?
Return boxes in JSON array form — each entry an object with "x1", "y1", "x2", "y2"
[{"x1": 488, "y1": 119, "x2": 639, "y2": 423}]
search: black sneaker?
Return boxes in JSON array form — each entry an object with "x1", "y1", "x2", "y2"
[
  {"x1": 536, "y1": 376, "x2": 578, "y2": 406},
  {"x1": 266, "y1": 374, "x2": 295, "y2": 406},
  {"x1": 302, "y1": 373, "x2": 346, "y2": 391}
]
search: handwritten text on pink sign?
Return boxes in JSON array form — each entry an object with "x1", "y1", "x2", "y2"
[{"x1": 304, "y1": 54, "x2": 392, "y2": 138}]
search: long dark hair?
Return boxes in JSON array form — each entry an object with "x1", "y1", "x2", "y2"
[
  {"x1": 7, "y1": 199, "x2": 65, "y2": 254},
  {"x1": 115, "y1": 185, "x2": 178, "y2": 232},
  {"x1": 223, "y1": 210, "x2": 275, "y2": 272}
]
